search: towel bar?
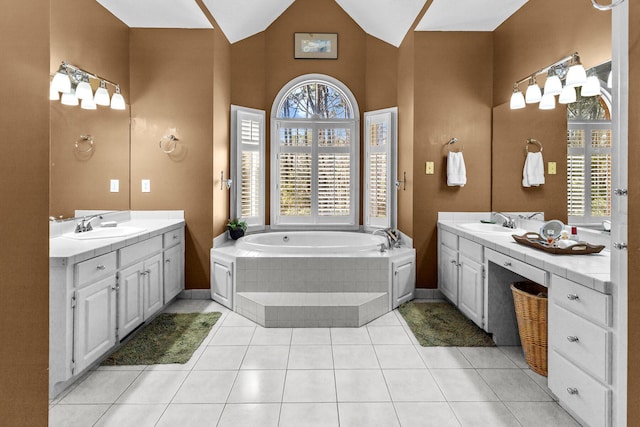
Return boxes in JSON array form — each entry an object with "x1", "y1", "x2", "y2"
[
  {"x1": 445, "y1": 137, "x2": 463, "y2": 152},
  {"x1": 526, "y1": 138, "x2": 543, "y2": 153}
]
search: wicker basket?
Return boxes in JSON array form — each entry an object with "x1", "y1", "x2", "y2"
[{"x1": 511, "y1": 281, "x2": 548, "y2": 376}]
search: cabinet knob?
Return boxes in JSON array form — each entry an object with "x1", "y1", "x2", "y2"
[
  {"x1": 567, "y1": 294, "x2": 580, "y2": 301},
  {"x1": 140, "y1": 271, "x2": 147, "y2": 276},
  {"x1": 450, "y1": 260, "x2": 457, "y2": 264},
  {"x1": 173, "y1": 235, "x2": 178, "y2": 240},
  {"x1": 567, "y1": 336, "x2": 579, "y2": 342},
  {"x1": 96, "y1": 264, "x2": 106, "y2": 270},
  {"x1": 165, "y1": 259, "x2": 171, "y2": 264},
  {"x1": 503, "y1": 261, "x2": 512, "y2": 267},
  {"x1": 394, "y1": 270, "x2": 398, "y2": 276},
  {"x1": 567, "y1": 387, "x2": 579, "y2": 395}
]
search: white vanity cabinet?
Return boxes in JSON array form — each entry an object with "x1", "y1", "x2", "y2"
[
  {"x1": 163, "y1": 229, "x2": 185, "y2": 303},
  {"x1": 438, "y1": 229, "x2": 484, "y2": 327}
]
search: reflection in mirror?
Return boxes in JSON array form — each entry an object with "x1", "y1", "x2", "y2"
[
  {"x1": 49, "y1": 100, "x2": 130, "y2": 219},
  {"x1": 566, "y1": 61, "x2": 612, "y2": 230}
]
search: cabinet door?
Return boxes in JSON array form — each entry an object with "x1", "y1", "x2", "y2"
[
  {"x1": 211, "y1": 258, "x2": 234, "y2": 309},
  {"x1": 75, "y1": 275, "x2": 116, "y2": 373},
  {"x1": 438, "y1": 244, "x2": 458, "y2": 304},
  {"x1": 118, "y1": 262, "x2": 144, "y2": 339},
  {"x1": 163, "y1": 244, "x2": 184, "y2": 303},
  {"x1": 458, "y1": 254, "x2": 484, "y2": 328},
  {"x1": 143, "y1": 253, "x2": 164, "y2": 320},
  {"x1": 393, "y1": 258, "x2": 415, "y2": 309}
]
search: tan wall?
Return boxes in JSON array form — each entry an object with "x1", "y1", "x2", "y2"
[
  {"x1": 50, "y1": 0, "x2": 130, "y2": 217},
  {"x1": 397, "y1": 31, "x2": 415, "y2": 237},
  {"x1": 130, "y1": 29, "x2": 216, "y2": 289},
  {"x1": 0, "y1": 2, "x2": 50, "y2": 425},
  {"x1": 412, "y1": 32, "x2": 494, "y2": 287},
  {"x1": 628, "y1": 1, "x2": 640, "y2": 423}
]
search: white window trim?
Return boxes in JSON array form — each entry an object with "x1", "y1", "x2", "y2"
[
  {"x1": 270, "y1": 74, "x2": 360, "y2": 230},
  {"x1": 363, "y1": 107, "x2": 398, "y2": 231},
  {"x1": 231, "y1": 105, "x2": 265, "y2": 232}
]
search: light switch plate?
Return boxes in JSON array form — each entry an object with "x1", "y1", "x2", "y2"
[
  {"x1": 141, "y1": 179, "x2": 151, "y2": 193},
  {"x1": 548, "y1": 162, "x2": 557, "y2": 175},
  {"x1": 425, "y1": 161, "x2": 435, "y2": 175},
  {"x1": 110, "y1": 179, "x2": 119, "y2": 193}
]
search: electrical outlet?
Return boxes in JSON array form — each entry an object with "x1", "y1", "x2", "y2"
[
  {"x1": 141, "y1": 179, "x2": 151, "y2": 193},
  {"x1": 425, "y1": 161, "x2": 435, "y2": 175},
  {"x1": 548, "y1": 162, "x2": 557, "y2": 175},
  {"x1": 110, "y1": 179, "x2": 119, "y2": 193}
]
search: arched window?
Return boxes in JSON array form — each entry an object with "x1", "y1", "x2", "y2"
[{"x1": 271, "y1": 75, "x2": 360, "y2": 228}]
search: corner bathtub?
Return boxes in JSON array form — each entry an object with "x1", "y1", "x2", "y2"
[
  {"x1": 210, "y1": 231, "x2": 416, "y2": 327},
  {"x1": 236, "y1": 231, "x2": 387, "y2": 254}
]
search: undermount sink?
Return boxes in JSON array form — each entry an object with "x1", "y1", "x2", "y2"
[
  {"x1": 62, "y1": 226, "x2": 146, "y2": 240},
  {"x1": 459, "y1": 222, "x2": 526, "y2": 236}
]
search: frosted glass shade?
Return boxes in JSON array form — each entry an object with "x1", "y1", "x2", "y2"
[
  {"x1": 566, "y1": 64, "x2": 587, "y2": 87},
  {"x1": 525, "y1": 83, "x2": 542, "y2": 103},
  {"x1": 543, "y1": 75, "x2": 563, "y2": 96},
  {"x1": 75, "y1": 81, "x2": 93, "y2": 101},
  {"x1": 110, "y1": 91, "x2": 126, "y2": 110},
  {"x1": 539, "y1": 93, "x2": 556, "y2": 110},
  {"x1": 580, "y1": 76, "x2": 601, "y2": 97},
  {"x1": 607, "y1": 70, "x2": 612, "y2": 88},
  {"x1": 510, "y1": 90, "x2": 525, "y2": 109},
  {"x1": 559, "y1": 86, "x2": 577, "y2": 104},
  {"x1": 49, "y1": 84, "x2": 60, "y2": 101},
  {"x1": 61, "y1": 91, "x2": 79, "y2": 106},
  {"x1": 51, "y1": 71, "x2": 71, "y2": 94},
  {"x1": 94, "y1": 86, "x2": 110, "y2": 106},
  {"x1": 81, "y1": 97, "x2": 97, "y2": 110}
]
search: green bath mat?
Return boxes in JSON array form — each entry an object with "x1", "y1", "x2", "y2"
[
  {"x1": 399, "y1": 301, "x2": 494, "y2": 347},
  {"x1": 102, "y1": 312, "x2": 221, "y2": 365}
]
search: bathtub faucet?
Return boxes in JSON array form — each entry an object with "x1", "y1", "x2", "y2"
[
  {"x1": 75, "y1": 214, "x2": 102, "y2": 233},
  {"x1": 373, "y1": 228, "x2": 401, "y2": 250}
]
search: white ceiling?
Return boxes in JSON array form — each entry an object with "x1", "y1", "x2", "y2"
[{"x1": 95, "y1": 0, "x2": 528, "y2": 46}]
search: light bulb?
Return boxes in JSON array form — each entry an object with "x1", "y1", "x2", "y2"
[
  {"x1": 61, "y1": 90, "x2": 79, "y2": 106},
  {"x1": 525, "y1": 78, "x2": 542, "y2": 104},
  {"x1": 49, "y1": 83, "x2": 60, "y2": 101},
  {"x1": 81, "y1": 97, "x2": 97, "y2": 110},
  {"x1": 566, "y1": 64, "x2": 587, "y2": 87},
  {"x1": 539, "y1": 93, "x2": 556, "y2": 110},
  {"x1": 94, "y1": 81, "x2": 110, "y2": 106},
  {"x1": 75, "y1": 79, "x2": 94, "y2": 101},
  {"x1": 510, "y1": 85, "x2": 525, "y2": 110},
  {"x1": 559, "y1": 86, "x2": 577, "y2": 104},
  {"x1": 543, "y1": 75, "x2": 563, "y2": 96},
  {"x1": 51, "y1": 70, "x2": 71, "y2": 94},
  {"x1": 580, "y1": 75, "x2": 601, "y2": 97},
  {"x1": 110, "y1": 86, "x2": 126, "y2": 110},
  {"x1": 607, "y1": 70, "x2": 612, "y2": 88}
]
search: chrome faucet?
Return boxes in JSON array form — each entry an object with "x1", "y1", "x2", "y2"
[
  {"x1": 373, "y1": 228, "x2": 392, "y2": 250},
  {"x1": 524, "y1": 212, "x2": 544, "y2": 220},
  {"x1": 75, "y1": 215, "x2": 102, "y2": 233},
  {"x1": 493, "y1": 212, "x2": 517, "y2": 229},
  {"x1": 373, "y1": 228, "x2": 401, "y2": 249}
]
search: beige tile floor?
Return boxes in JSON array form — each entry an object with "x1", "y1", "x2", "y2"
[{"x1": 49, "y1": 299, "x2": 581, "y2": 427}]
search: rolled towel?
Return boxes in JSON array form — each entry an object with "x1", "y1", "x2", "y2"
[
  {"x1": 522, "y1": 152, "x2": 545, "y2": 187},
  {"x1": 447, "y1": 151, "x2": 467, "y2": 187}
]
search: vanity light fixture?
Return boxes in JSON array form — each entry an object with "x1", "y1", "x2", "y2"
[
  {"x1": 509, "y1": 52, "x2": 595, "y2": 110},
  {"x1": 525, "y1": 77, "x2": 542, "y2": 104},
  {"x1": 49, "y1": 61, "x2": 126, "y2": 110},
  {"x1": 591, "y1": 0, "x2": 625, "y2": 11},
  {"x1": 580, "y1": 74, "x2": 602, "y2": 97},
  {"x1": 607, "y1": 71, "x2": 613, "y2": 88}
]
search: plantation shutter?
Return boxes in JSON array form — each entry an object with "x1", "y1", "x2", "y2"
[
  {"x1": 364, "y1": 107, "x2": 397, "y2": 230},
  {"x1": 231, "y1": 105, "x2": 265, "y2": 230}
]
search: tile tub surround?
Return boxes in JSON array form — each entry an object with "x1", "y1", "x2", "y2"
[{"x1": 48, "y1": 299, "x2": 581, "y2": 427}]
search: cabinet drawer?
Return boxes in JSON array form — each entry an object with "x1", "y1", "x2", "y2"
[
  {"x1": 119, "y1": 235, "x2": 162, "y2": 267},
  {"x1": 549, "y1": 350, "x2": 611, "y2": 427},
  {"x1": 551, "y1": 275, "x2": 611, "y2": 327},
  {"x1": 459, "y1": 238, "x2": 483, "y2": 263},
  {"x1": 485, "y1": 249, "x2": 547, "y2": 285},
  {"x1": 549, "y1": 303, "x2": 611, "y2": 384},
  {"x1": 76, "y1": 252, "x2": 117, "y2": 287},
  {"x1": 163, "y1": 227, "x2": 184, "y2": 247},
  {"x1": 440, "y1": 229, "x2": 458, "y2": 250}
]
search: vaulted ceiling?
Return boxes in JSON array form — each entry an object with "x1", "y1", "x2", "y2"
[{"x1": 95, "y1": 0, "x2": 529, "y2": 46}]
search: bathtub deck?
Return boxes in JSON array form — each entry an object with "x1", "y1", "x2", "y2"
[{"x1": 235, "y1": 291, "x2": 388, "y2": 328}]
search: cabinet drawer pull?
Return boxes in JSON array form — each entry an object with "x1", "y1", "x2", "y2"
[
  {"x1": 173, "y1": 235, "x2": 179, "y2": 240},
  {"x1": 140, "y1": 271, "x2": 147, "y2": 276},
  {"x1": 503, "y1": 261, "x2": 512, "y2": 267},
  {"x1": 165, "y1": 259, "x2": 171, "y2": 264},
  {"x1": 450, "y1": 260, "x2": 457, "y2": 264},
  {"x1": 567, "y1": 387, "x2": 579, "y2": 395},
  {"x1": 567, "y1": 336, "x2": 580, "y2": 342},
  {"x1": 96, "y1": 264, "x2": 106, "y2": 270},
  {"x1": 394, "y1": 270, "x2": 398, "y2": 276},
  {"x1": 567, "y1": 294, "x2": 580, "y2": 301}
]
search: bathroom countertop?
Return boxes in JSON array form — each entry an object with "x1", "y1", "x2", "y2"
[
  {"x1": 438, "y1": 220, "x2": 611, "y2": 294},
  {"x1": 50, "y1": 212, "x2": 184, "y2": 264}
]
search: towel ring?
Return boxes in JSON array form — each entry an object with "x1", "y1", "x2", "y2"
[
  {"x1": 75, "y1": 135, "x2": 94, "y2": 153},
  {"x1": 159, "y1": 134, "x2": 179, "y2": 154},
  {"x1": 526, "y1": 138, "x2": 543, "y2": 153},
  {"x1": 445, "y1": 137, "x2": 463, "y2": 152}
]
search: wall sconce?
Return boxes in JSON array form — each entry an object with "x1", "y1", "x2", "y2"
[
  {"x1": 509, "y1": 52, "x2": 593, "y2": 111},
  {"x1": 220, "y1": 171, "x2": 233, "y2": 190},
  {"x1": 49, "y1": 62, "x2": 126, "y2": 111}
]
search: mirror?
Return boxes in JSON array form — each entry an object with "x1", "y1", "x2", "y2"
[{"x1": 566, "y1": 60, "x2": 612, "y2": 231}]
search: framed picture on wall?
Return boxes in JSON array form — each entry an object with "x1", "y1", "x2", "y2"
[{"x1": 294, "y1": 33, "x2": 338, "y2": 59}]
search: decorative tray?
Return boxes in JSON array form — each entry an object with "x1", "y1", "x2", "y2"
[{"x1": 512, "y1": 232, "x2": 605, "y2": 255}]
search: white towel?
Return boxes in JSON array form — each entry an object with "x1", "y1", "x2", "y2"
[
  {"x1": 522, "y1": 152, "x2": 545, "y2": 187},
  {"x1": 447, "y1": 151, "x2": 467, "y2": 187}
]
